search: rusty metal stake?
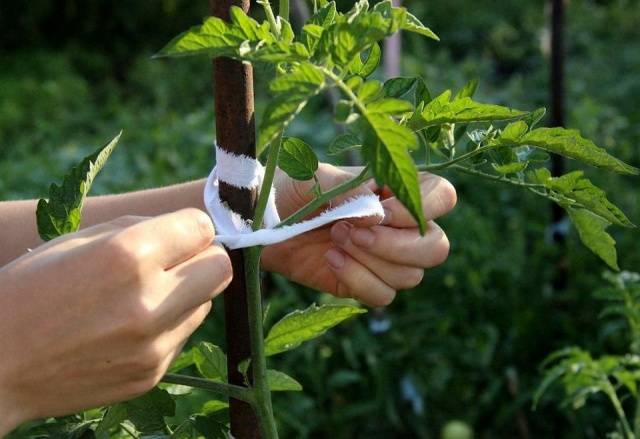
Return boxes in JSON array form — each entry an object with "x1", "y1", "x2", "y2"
[{"x1": 209, "y1": 0, "x2": 260, "y2": 437}]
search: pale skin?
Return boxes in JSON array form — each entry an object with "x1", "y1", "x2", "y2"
[{"x1": 0, "y1": 164, "x2": 456, "y2": 436}]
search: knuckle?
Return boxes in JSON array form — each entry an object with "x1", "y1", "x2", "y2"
[
  {"x1": 120, "y1": 303, "x2": 157, "y2": 339},
  {"x1": 102, "y1": 234, "x2": 144, "y2": 273},
  {"x1": 177, "y1": 208, "x2": 215, "y2": 243},
  {"x1": 108, "y1": 215, "x2": 146, "y2": 229}
]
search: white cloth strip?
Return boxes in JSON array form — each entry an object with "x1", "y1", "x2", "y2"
[
  {"x1": 215, "y1": 145, "x2": 263, "y2": 189},
  {"x1": 204, "y1": 143, "x2": 384, "y2": 250}
]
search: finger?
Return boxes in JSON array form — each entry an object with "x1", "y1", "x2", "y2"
[
  {"x1": 26, "y1": 216, "x2": 149, "y2": 260},
  {"x1": 125, "y1": 302, "x2": 212, "y2": 383},
  {"x1": 160, "y1": 302, "x2": 212, "y2": 373},
  {"x1": 276, "y1": 164, "x2": 381, "y2": 222},
  {"x1": 330, "y1": 223, "x2": 426, "y2": 290},
  {"x1": 331, "y1": 221, "x2": 450, "y2": 268},
  {"x1": 167, "y1": 302, "x2": 212, "y2": 347},
  {"x1": 324, "y1": 247, "x2": 396, "y2": 307},
  {"x1": 114, "y1": 208, "x2": 215, "y2": 269},
  {"x1": 381, "y1": 174, "x2": 457, "y2": 228},
  {"x1": 157, "y1": 245, "x2": 232, "y2": 321}
]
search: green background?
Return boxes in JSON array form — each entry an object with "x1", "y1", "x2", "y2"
[{"x1": 1, "y1": 0, "x2": 639, "y2": 437}]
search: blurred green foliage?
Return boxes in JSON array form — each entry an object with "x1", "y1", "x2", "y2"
[{"x1": 1, "y1": 0, "x2": 639, "y2": 437}]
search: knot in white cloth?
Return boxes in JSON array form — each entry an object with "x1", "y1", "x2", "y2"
[{"x1": 203, "y1": 144, "x2": 384, "y2": 249}]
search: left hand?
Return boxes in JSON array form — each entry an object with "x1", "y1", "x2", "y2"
[{"x1": 262, "y1": 163, "x2": 457, "y2": 307}]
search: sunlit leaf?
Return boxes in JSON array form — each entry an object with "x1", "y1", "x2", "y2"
[
  {"x1": 194, "y1": 342, "x2": 227, "y2": 381},
  {"x1": 37, "y1": 132, "x2": 121, "y2": 241},
  {"x1": 265, "y1": 304, "x2": 366, "y2": 356},
  {"x1": 260, "y1": 62, "x2": 325, "y2": 150},
  {"x1": 267, "y1": 370, "x2": 303, "y2": 391},
  {"x1": 567, "y1": 208, "x2": 619, "y2": 270},
  {"x1": 502, "y1": 127, "x2": 639, "y2": 175},
  {"x1": 279, "y1": 137, "x2": 319, "y2": 181}
]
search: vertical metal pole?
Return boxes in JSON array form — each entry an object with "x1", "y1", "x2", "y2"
[
  {"x1": 209, "y1": 1, "x2": 260, "y2": 437},
  {"x1": 383, "y1": 0, "x2": 402, "y2": 79},
  {"x1": 549, "y1": 0, "x2": 568, "y2": 290}
]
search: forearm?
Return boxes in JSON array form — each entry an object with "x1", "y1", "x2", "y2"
[{"x1": 0, "y1": 179, "x2": 206, "y2": 267}]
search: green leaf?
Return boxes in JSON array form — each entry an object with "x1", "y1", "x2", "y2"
[
  {"x1": 500, "y1": 120, "x2": 529, "y2": 141},
  {"x1": 539, "y1": 171, "x2": 634, "y2": 227},
  {"x1": 265, "y1": 304, "x2": 366, "y2": 356},
  {"x1": 122, "y1": 387, "x2": 175, "y2": 434},
  {"x1": 362, "y1": 114, "x2": 425, "y2": 233},
  {"x1": 357, "y1": 80, "x2": 383, "y2": 103},
  {"x1": 492, "y1": 162, "x2": 528, "y2": 174},
  {"x1": 411, "y1": 90, "x2": 527, "y2": 130},
  {"x1": 383, "y1": 77, "x2": 419, "y2": 99},
  {"x1": 156, "y1": 8, "x2": 306, "y2": 63},
  {"x1": 95, "y1": 405, "x2": 128, "y2": 439},
  {"x1": 366, "y1": 98, "x2": 414, "y2": 114},
  {"x1": 454, "y1": 79, "x2": 479, "y2": 99},
  {"x1": 168, "y1": 348, "x2": 195, "y2": 373},
  {"x1": 359, "y1": 43, "x2": 381, "y2": 77},
  {"x1": 334, "y1": 99, "x2": 354, "y2": 123},
  {"x1": 327, "y1": 133, "x2": 362, "y2": 156},
  {"x1": 567, "y1": 208, "x2": 619, "y2": 270},
  {"x1": 500, "y1": 126, "x2": 639, "y2": 175},
  {"x1": 523, "y1": 107, "x2": 547, "y2": 129},
  {"x1": 267, "y1": 370, "x2": 303, "y2": 391},
  {"x1": 37, "y1": 132, "x2": 121, "y2": 241},
  {"x1": 201, "y1": 400, "x2": 229, "y2": 415},
  {"x1": 259, "y1": 62, "x2": 325, "y2": 150},
  {"x1": 279, "y1": 137, "x2": 319, "y2": 181},
  {"x1": 309, "y1": 1, "x2": 336, "y2": 28},
  {"x1": 400, "y1": 10, "x2": 439, "y2": 40},
  {"x1": 194, "y1": 342, "x2": 227, "y2": 381}
]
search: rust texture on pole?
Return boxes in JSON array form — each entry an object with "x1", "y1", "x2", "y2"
[{"x1": 209, "y1": 0, "x2": 260, "y2": 437}]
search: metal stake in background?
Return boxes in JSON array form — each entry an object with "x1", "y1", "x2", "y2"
[
  {"x1": 209, "y1": 0, "x2": 260, "y2": 437},
  {"x1": 549, "y1": 0, "x2": 568, "y2": 290}
]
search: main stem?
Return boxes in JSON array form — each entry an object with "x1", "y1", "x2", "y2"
[{"x1": 244, "y1": 247, "x2": 278, "y2": 438}]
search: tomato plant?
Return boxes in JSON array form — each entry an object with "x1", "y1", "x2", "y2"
[{"x1": 22, "y1": 0, "x2": 637, "y2": 437}]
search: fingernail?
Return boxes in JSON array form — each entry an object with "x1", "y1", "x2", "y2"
[
  {"x1": 381, "y1": 207, "x2": 393, "y2": 225},
  {"x1": 331, "y1": 221, "x2": 352, "y2": 246},
  {"x1": 351, "y1": 228, "x2": 375, "y2": 248},
  {"x1": 325, "y1": 248, "x2": 345, "y2": 269}
]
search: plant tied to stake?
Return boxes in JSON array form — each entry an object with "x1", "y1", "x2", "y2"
[{"x1": 27, "y1": 0, "x2": 638, "y2": 437}]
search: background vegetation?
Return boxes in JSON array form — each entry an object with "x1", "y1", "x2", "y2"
[{"x1": 1, "y1": 0, "x2": 638, "y2": 437}]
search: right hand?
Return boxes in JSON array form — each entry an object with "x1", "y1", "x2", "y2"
[{"x1": 0, "y1": 208, "x2": 232, "y2": 435}]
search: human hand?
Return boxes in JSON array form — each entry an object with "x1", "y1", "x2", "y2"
[
  {"x1": 0, "y1": 209, "x2": 231, "y2": 435},
  {"x1": 262, "y1": 164, "x2": 456, "y2": 307}
]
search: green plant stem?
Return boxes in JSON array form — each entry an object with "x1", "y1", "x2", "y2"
[
  {"x1": 635, "y1": 397, "x2": 640, "y2": 438},
  {"x1": 277, "y1": 166, "x2": 371, "y2": 227},
  {"x1": 254, "y1": 134, "x2": 283, "y2": 230},
  {"x1": 244, "y1": 246, "x2": 278, "y2": 438},
  {"x1": 161, "y1": 374, "x2": 255, "y2": 404},
  {"x1": 429, "y1": 164, "x2": 544, "y2": 189},
  {"x1": 323, "y1": 68, "x2": 367, "y2": 114},
  {"x1": 121, "y1": 422, "x2": 139, "y2": 438},
  {"x1": 257, "y1": 0, "x2": 281, "y2": 37},
  {"x1": 421, "y1": 144, "x2": 494, "y2": 171},
  {"x1": 606, "y1": 386, "x2": 634, "y2": 439},
  {"x1": 279, "y1": 0, "x2": 290, "y2": 22}
]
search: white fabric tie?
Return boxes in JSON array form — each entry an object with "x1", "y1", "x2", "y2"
[{"x1": 204, "y1": 144, "x2": 384, "y2": 249}]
